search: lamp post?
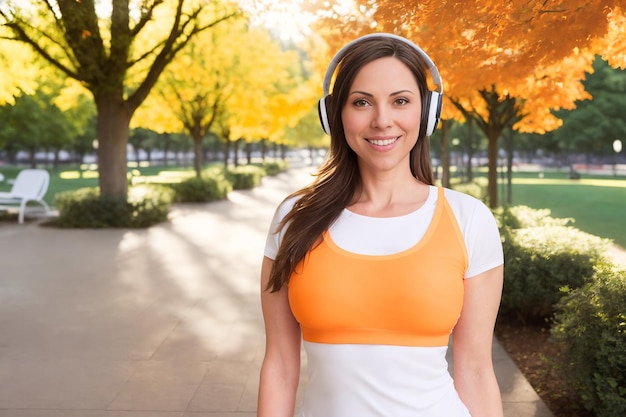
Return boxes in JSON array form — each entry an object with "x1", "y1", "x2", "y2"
[{"x1": 613, "y1": 139, "x2": 622, "y2": 176}]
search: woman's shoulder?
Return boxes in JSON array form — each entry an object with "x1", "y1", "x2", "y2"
[
  {"x1": 441, "y1": 186, "x2": 494, "y2": 223},
  {"x1": 274, "y1": 194, "x2": 300, "y2": 220},
  {"x1": 442, "y1": 186, "x2": 485, "y2": 207}
]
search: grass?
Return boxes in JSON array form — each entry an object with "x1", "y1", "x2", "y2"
[
  {"x1": 0, "y1": 163, "x2": 201, "y2": 206},
  {"x1": 507, "y1": 176, "x2": 626, "y2": 248}
]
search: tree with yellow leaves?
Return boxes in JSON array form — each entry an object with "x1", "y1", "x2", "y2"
[
  {"x1": 134, "y1": 15, "x2": 316, "y2": 174},
  {"x1": 1, "y1": 0, "x2": 238, "y2": 199}
]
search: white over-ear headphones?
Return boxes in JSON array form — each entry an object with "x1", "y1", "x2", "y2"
[{"x1": 318, "y1": 33, "x2": 443, "y2": 137}]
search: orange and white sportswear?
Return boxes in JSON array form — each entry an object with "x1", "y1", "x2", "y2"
[{"x1": 264, "y1": 186, "x2": 503, "y2": 417}]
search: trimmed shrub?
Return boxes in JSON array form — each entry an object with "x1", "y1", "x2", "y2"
[
  {"x1": 225, "y1": 165, "x2": 265, "y2": 190},
  {"x1": 170, "y1": 175, "x2": 231, "y2": 203},
  {"x1": 54, "y1": 184, "x2": 173, "y2": 228},
  {"x1": 496, "y1": 205, "x2": 611, "y2": 322},
  {"x1": 552, "y1": 263, "x2": 626, "y2": 417},
  {"x1": 495, "y1": 205, "x2": 573, "y2": 229},
  {"x1": 253, "y1": 160, "x2": 289, "y2": 176},
  {"x1": 500, "y1": 225, "x2": 611, "y2": 321}
]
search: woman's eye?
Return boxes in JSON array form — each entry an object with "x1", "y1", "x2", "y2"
[
  {"x1": 353, "y1": 99, "x2": 370, "y2": 107},
  {"x1": 396, "y1": 97, "x2": 409, "y2": 106}
]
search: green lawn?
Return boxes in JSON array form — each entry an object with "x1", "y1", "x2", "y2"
[
  {"x1": 0, "y1": 163, "x2": 199, "y2": 205},
  {"x1": 508, "y1": 176, "x2": 626, "y2": 248}
]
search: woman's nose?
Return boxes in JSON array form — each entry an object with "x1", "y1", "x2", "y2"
[{"x1": 371, "y1": 105, "x2": 392, "y2": 129}]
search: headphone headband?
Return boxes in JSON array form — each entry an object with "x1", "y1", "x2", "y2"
[{"x1": 322, "y1": 33, "x2": 444, "y2": 97}]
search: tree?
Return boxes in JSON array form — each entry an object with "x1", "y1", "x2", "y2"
[
  {"x1": 0, "y1": 87, "x2": 75, "y2": 167},
  {"x1": 554, "y1": 57, "x2": 626, "y2": 160},
  {"x1": 300, "y1": 0, "x2": 625, "y2": 207},
  {"x1": 1, "y1": 0, "x2": 238, "y2": 199},
  {"x1": 134, "y1": 15, "x2": 314, "y2": 174},
  {"x1": 284, "y1": 105, "x2": 330, "y2": 164}
]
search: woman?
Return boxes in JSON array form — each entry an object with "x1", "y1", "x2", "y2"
[{"x1": 258, "y1": 33, "x2": 504, "y2": 417}]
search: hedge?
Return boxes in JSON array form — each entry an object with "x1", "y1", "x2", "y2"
[
  {"x1": 496, "y1": 206, "x2": 611, "y2": 321},
  {"x1": 54, "y1": 184, "x2": 173, "y2": 228},
  {"x1": 552, "y1": 263, "x2": 626, "y2": 417}
]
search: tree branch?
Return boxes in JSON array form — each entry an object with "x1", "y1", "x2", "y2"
[
  {"x1": 129, "y1": 0, "x2": 164, "y2": 37},
  {"x1": 126, "y1": 3, "x2": 239, "y2": 111},
  {"x1": 2, "y1": 22, "x2": 81, "y2": 80}
]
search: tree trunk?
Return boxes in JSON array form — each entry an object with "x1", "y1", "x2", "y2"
[
  {"x1": 193, "y1": 136, "x2": 203, "y2": 178},
  {"x1": 233, "y1": 139, "x2": 240, "y2": 167},
  {"x1": 506, "y1": 128, "x2": 514, "y2": 205},
  {"x1": 223, "y1": 139, "x2": 231, "y2": 168},
  {"x1": 95, "y1": 95, "x2": 132, "y2": 200},
  {"x1": 246, "y1": 142, "x2": 253, "y2": 165},
  {"x1": 466, "y1": 118, "x2": 475, "y2": 182},
  {"x1": 487, "y1": 130, "x2": 499, "y2": 209},
  {"x1": 29, "y1": 147, "x2": 36, "y2": 168}
]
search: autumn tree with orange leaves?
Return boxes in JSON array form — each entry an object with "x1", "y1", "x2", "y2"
[{"x1": 303, "y1": 0, "x2": 626, "y2": 207}]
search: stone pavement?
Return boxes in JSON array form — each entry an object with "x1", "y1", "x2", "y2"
[{"x1": 0, "y1": 166, "x2": 554, "y2": 417}]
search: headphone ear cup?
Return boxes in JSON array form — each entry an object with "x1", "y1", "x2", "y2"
[
  {"x1": 424, "y1": 91, "x2": 442, "y2": 136},
  {"x1": 318, "y1": 96, "x2": 331, "y2": 135}
]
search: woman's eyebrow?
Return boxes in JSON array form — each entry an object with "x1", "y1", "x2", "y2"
[{"x1": 348, "y1": 89, "x2": 415, "y2": 96}]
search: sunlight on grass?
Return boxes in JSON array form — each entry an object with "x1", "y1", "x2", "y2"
[
  {"x1": 130, "y1": 170, "x2": 195, "y2": 185},
  {"x1": 127, "y1": 161, "x2": 151, "y2": 168},
  {"x1": 60, "y1": 171, "x2": 81, "y2": 180},
  {"x1": 512, "y1": 178, "x2": 626, "y2": 188}
]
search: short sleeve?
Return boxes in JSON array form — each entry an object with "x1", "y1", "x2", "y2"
[
  {"x1": 463, "y1": 200, "x2": 503, "y2": 278},
  {"x1": 263, "y1": 196, "x2": 298, "y2": 260},
  {"x1": 443, "y1": 189, "x2": 503, "y2": 278}
]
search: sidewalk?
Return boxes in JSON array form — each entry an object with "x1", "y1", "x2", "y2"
[{"x1": 0, "y1": 166, "x2": 553, "y2": 417}]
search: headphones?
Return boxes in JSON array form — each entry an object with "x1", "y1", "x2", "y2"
[{"x1": 318, "y1": 33, "x2": 443, "y2": 137}]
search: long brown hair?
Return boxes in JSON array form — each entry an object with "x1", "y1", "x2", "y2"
[{"x1": 266, "y1": 35, "x2": 436, "y2": 292}]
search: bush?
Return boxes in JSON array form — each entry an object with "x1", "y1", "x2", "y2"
[
  {"x1": 54, "y1": 184, "x2": 173, "y2": 228},
  {"x1": 495, "y1": 205, "x2": 573, "y2": 229},
  {"x1": 225, "y1": 165, "x2": 265, "y2": 190},
  {"x1": 170, "y1": 174, "x2": 232, "y2": 203},
  {"x1": 552, "y1": 263, "x2": 626, "y2": 417},
  {"x1": 451, "y1": 177, "x2": 488, "y2": 201},
  {"x1": 253, "y1": 160, "x2": 289, "y2": 176},
  {"x1": 497, "y1": 205, "x2": 611, "y2": 322}
]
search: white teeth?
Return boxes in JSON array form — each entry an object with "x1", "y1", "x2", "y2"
[{"x1": 367, "y1": 137, "x2": 398, "y2": 146}]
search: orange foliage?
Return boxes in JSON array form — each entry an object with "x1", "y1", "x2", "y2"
[{"x1": 307, "y1": 0, "x2": 625, "y2": 134}]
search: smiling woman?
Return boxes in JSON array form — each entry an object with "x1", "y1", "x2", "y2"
[{"x1": 257, "y1": 33, "x2": 505, "y2": 417}]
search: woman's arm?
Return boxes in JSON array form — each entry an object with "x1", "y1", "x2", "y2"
[
  {"x1": 453, "y1": 264, "x2": 504, "y2": 417},
  {"x1": 257, "y1": 256, "x2": 302, "y2": 417}
]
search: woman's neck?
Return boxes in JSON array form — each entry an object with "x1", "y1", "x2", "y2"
[{"x1": 349, "y1": 169, "x2": 430, "y2": 217}]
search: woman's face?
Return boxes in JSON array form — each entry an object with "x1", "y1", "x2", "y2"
[{"x1": 341, "y1": 56, "x2": 422, "y2": 175}]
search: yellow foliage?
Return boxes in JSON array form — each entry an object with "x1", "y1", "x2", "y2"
[
  {"x1": 0, "y1": 41, "x2": 46, "y2": 105},
  {"x1": 135, "y1": 14, "x2": 319, "y2": 145}
]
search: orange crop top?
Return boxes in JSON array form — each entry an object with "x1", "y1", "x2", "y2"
[{"x1": 288, "y1": 187, "x2": 468, "y2": 347}]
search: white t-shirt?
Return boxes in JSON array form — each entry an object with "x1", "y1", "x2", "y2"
[{"x1": 264, "y1": 185, "x2": 503, "y2": 417}]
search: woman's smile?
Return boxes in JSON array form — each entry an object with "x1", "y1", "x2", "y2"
[{"x1": 365, "y1": 136, "x2": 401, "y2": 147}]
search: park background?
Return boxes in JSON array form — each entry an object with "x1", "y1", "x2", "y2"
[{"x1": 1, "y1": 1, "x2": 626, "y2": 417}]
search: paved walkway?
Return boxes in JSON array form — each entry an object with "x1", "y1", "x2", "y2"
[{"x1": 0, "y1": 166, "x2": 555, "y2": 417}]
